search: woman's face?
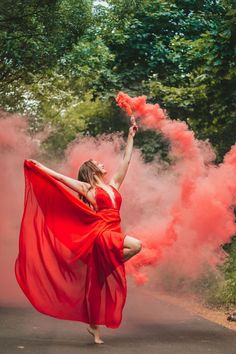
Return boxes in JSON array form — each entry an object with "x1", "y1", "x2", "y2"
[{"x1": 92, "y1": 160, "x2": 107, "y2": 175}]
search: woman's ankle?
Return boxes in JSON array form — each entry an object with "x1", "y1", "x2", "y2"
[{"x1": 89, "y1": 324, "x2": 98, "y2": 330}]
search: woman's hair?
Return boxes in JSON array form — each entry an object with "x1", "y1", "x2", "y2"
[{"x1": 77, "y1": 159, "x2": 103, "y2": 207}]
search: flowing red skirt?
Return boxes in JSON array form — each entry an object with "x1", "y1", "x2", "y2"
[{"x1": 15, "y1": 160, "x2": 127, "y2": 328}]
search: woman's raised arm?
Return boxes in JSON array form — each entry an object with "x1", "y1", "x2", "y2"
[
  {"x1": 28, "y1": 160, "x2": 90, "y2": 196},
  {"x1": 109, "y1": 123, "x2": 138, "y2": 189}
]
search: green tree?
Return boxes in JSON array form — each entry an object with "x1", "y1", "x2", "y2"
[
  {"x1": 0, "y1": 0, "x2": 93, "y2": 110},
  {"x1": 95, "y1": 0, "x2": 236, "y2": 159}
]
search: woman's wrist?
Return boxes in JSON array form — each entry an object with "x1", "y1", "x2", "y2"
[
  {"x1": 128, "y1": 124, "x2": 138, "y2": 138},
  {"x1": 34, "y1": 160, "x2": 44, "y2": 170},
  {"x1": 28, "y1": 159, "x2": 40, "y2": 167},
  {"x1": 35, "y1": 161, "x2": 43, "y2": 168}
]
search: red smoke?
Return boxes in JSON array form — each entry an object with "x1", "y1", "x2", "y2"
[
  {"x1": 116, "y1": 92, "x2": 236, "y2": 283},
  {"x1": 0, "y1": 113, "x2": 39, "y2": 304},
  {"x1": 1, "y1": 92, "x2": 236, "y2": 304}
]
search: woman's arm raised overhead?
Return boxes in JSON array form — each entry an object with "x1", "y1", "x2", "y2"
[
  {"x1": 110, "y1": 123, "x2": 138, "y2": 190},
  {"x1": 28, "y1": 160, "x2": 90, "y2": 196}
]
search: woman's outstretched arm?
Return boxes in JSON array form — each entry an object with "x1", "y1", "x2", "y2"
[
  {"x1": 28, "y1": 160, "x2": 90, "y2": 195},
  {"x1": 110, "y1": 123, "x2": 138, "y2": 189}
]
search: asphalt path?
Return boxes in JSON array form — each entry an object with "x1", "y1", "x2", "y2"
[{"x1": 1, "y1": 286, "x2": 236, "y2": 354}]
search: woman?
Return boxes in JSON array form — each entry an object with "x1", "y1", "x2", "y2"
[{"x1": 15, "y1": 122, "x2": 141, "y2": 344}]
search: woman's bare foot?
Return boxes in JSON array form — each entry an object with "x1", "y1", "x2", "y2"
[{"x1": 87, "y1": 325, "x2": 104, "y2": 344}]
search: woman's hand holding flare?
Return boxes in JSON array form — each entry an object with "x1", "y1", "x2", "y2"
[
  {"x1": 129, "y1": 124, "x2": 138, "y2": 138},
  {"x1": 129, "y1": 116, "x2": 138, "y2": 138}
]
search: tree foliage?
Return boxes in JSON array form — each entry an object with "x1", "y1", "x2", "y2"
[
  {"x1": 0, "y1": 0, "x2": 93, "y2": 109},
  {"x1": 0, "y1": 0, "x2": 235, "y2": 160},
  {"x1": 95, "y1": 0, "x2": 236, "y2": 159}
]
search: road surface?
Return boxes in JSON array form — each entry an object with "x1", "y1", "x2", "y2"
[{"x1": 0, "y1": 286, "x2": 235, "y2": 354}]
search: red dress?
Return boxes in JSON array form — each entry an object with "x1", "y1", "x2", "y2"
[{"x1": 15, "y1": 160, "x2": 127, "y2": 328}]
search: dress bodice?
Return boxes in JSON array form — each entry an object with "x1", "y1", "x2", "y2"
[{"x1": 95, "y1": 185, "x2": 122, "y2": 211}]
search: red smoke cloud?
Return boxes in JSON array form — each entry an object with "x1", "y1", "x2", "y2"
[
  {"x1": 1, "y1": 92, "x2": 236, "y2": 304},
  {"x1": 116, "y1": 92, "x2": 236, "y2": 283},
  {"x1": 0, "y1": 113, "x2": 39, "y2": 304}
]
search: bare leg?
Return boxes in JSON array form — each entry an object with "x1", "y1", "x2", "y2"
[
  {"x1": 87, "y1": 324, "x2": 104, "y2": 344},
  {"x1": 123, "y1": 235, "x2": 142, "y2": 262}
]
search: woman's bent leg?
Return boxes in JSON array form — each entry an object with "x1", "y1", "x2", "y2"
[{"x1": 123, "y1": 235, "x2": 142, "y2": 262}]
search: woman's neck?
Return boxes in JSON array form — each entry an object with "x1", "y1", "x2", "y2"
[{"x1": 94, "y1": 175, "x2": 106, "y2": 186}]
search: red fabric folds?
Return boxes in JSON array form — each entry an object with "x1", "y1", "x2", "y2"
[{"x1": 15, "y1": 160, "x2": 127, "y2": 328}]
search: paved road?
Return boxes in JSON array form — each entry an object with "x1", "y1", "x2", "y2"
[{"x1": 1, "y1": 286, "x2": 236, "y2": 354}]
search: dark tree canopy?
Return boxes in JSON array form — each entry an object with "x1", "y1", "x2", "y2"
[{"x1": 0, "y1": 0, "x2": 235, "y2": 160}]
